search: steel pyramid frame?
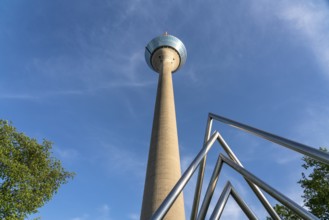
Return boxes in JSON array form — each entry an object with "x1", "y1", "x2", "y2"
[{"x1": 150, "y1": 113, "x2": 329, "y2": 220}]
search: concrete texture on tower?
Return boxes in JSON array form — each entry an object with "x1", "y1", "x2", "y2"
[{"x1": 141, "y1": 34, "x2": 186, "y2": 220}]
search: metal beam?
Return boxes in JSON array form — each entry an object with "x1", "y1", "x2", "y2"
[
  {"x1": 197, "y1": 156, "x2": 224, "y2": 220},
  {"x1": 151, "y1": 132, "x2": 219, "y2": 220},
  {"x1": 209, "y1": 113, "x2": 329, "y2": 165},
  {"x1": 217, "y1": 134, "x2": 280, "y2": 220},
  {"x1": 191, "y1": 116, "x2": 213, "y2": 220},
  {"x1": 220, "y1": 154, "x2": 319, "y2": 220},
  {"x1": 210, "y1": 181, "x2": 258, "y2": 220}
]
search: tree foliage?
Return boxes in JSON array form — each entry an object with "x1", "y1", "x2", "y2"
[
  {"x1": 268, "y1": 147, "x2": 329, "y2": 219},
  {"x1": 298, "y1": 147, "x2": 329, "y2": 219},
  {"x1": 272, "y1": 204, "x2": 301, "y2": 220},
  {"x1": 0, "y1": 120, "x2": 74, "y2": 220}
]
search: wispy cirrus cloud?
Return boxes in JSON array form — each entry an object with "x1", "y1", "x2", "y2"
[
  {"x1": 0, "y1": 90, "x2": 83, "y2": 100},
  {"x1": 0, "y1": 94, "x2": 37, "y2": 100},
  {"x1": 96, "y1": 140, "x2": 146, "y2": 180},
  {"x1": 292, "y1": 106, "x2": 329, "y2": 147},
  {"x1": 70, "y1": 204, "x2": 112, "y2": 220},
  {"x1": 278, "y1": 1, "x2": 329, "y2": 75},
  {"x1": 250, "y1": 0, "x2": 329, "y2": 76},
  {"x1": 0, "y1": 80, "x2": 154, "y2": 101},
  {"x1": 53, "y1": 146, "x2": 79, "y2": 161},
  {"x1": 128, "y1": 213, "x2": 139, "y2": 220},
  {"x1": 71, "y1": 214, "x2": 89, "y2": 220}
]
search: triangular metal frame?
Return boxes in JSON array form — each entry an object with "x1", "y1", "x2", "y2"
[
  {"x1": 209, "y1": 181, "x2": 257, "y2": 220},
  {"x1": 150, "y1": 113, "x2": 329, "y2": 220},
  {"x1": 196, "y1": 133, "x2": 277, "y2": 220}
]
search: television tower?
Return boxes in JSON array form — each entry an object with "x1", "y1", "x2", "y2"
[{"x1": 141, "y1": 33, "x2": 187, "y2": 220}]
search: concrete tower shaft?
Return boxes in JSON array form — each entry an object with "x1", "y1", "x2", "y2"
[{"x1": 141, "y1": 35, "x2": 186, "y2": 220}]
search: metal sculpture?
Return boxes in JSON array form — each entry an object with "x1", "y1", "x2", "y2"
[{"x1": 150, "y1": 113, "x2": 329, "y2": 220}]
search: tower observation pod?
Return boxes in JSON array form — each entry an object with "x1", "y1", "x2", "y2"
[{"x1": 141, "y1": 33, "x2": 187, "y2": 220}]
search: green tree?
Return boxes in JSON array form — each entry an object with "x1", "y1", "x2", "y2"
[
  {"x1": 0, "y1": 120, "x2": 74, "y2": 220},
  {"x1": 272, "y1": 204, "x2": 301, "y2": 220},
  {"x1": 268, "y1": 147, "x2": 329, "y2": 219},
  {"x1": 298, "y1": 147, "x2": 329, "y2": 219}
]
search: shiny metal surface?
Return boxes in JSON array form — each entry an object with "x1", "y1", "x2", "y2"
[
  {"x1": 151, "y1": 112, "x2": 324, "y2": 220},
  {"x1": 209, "y1": 180, "x2": 231, "y2": 220},
  {"x1": 191, "y1": 116, "x2": 213, "y2": 220},
  {"x1": 221, "y1": 154, "x2": 319, "y2": 220},
  {"x1": 152, "y1": 130, "x2": 317, "y2": 220},
  {"x1": 145, "y1": 34, "x2": 187, "y2": 73},
  {"x1": 216, "y1": 133, "x2": 280, "y2": 220},
  {"x1": 229, "y1": 182, "x2": 258, "y2": 220},
  {"x1": 198, "y1": 134, "x2": 279, "y2": 220},
  {"x1": 209, "y1": 113, "x2": 329, "y2": 165},
  {"x1": 197, "y1": 156, "x2": 223, "y2": 220},
  {"x1": 210, "y1": 181, "x2": 258, "y2": 220},
  {"x1": 151, "y1": 132, "x2": 219, "y2": 220}
]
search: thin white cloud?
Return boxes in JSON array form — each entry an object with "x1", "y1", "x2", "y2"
[
  {"x1": 286, "y1": 186, "x2": 304, "y2": 207},
  {"x1": 182, "y1": 64, "x2": 201, "y2": 85},
  {"x1": 97, "y1": 204, "x2": 111, "y2": 220},
  {"x1": 0, "y1": 80, "x2": 154, "y2": 101},
  {"x1": 11, "y1": 21, "x2": 152, "y2": 101},
  {"x1": 251, "y1": 0, "x2": 329, "y2": 76},
  {"x1": 0, "y1": 94, "x2": 37, "y2": 100},
  {"x1": 29, "y1": 51, "x2": 150, "y2": 89},
  {"x1": 180, "y1": 154, "x2": 194, "y2": 172},
  {"x1": 70, "y1": 214, "x2": 89, "y2": 220},
  {"x1": 292, "y1": 106, "x2": 329, "y2": 147},
  {"x1": 94, "y1": 80, "x2": 154, "y2": 89},
  {"x1": 128, "y1": 213, "x2": 139, "y2": 220},
  {"x1": 278, "y1": 1, "x2": 329, "y2": 75},
  {"x1": 54, "y1": 146, "x2": 79, "y2": 161},
  {"x1": 0, "y1": 90, "x2": 77, "y2": 100},
  {"x1": 98, "y1": 141, "x2": 146, "y2": 179},
  {"x1": 110, "y1": 0, "x2": 153, "y2": 29},
  {"x1": 70, "y1": 204, "x2": 113, "y2": 220},
  {"x1": 273, "y1": 150, "x2": 301, "y2": 165}
]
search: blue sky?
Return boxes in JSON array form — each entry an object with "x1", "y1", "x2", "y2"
[{"x1": 1, "y1": 0, "x2": 329, "y2": 219}]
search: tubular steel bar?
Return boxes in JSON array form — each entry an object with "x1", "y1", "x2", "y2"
[
  {"x1": 151, "y1": 113, "x2": 325, "y2": 219},
  {"x1": 216, "y1": 134, "x2": 280, "y2": 220},
  {"x1": 220, "y1": 154, "x2": 319, "y2": 220},
  {"x1": 230, "y1": 183, "x2": 258, "y2": 220},
  {"x1": 151, "y1": 132, "x2": 219, "y2": 220},
  {"x1": 197, "y1": 156, "x2": 224, "y2": 220},
  {"x1": 209, "y1": 113, "x2": 329, "y2": 165},
  {"x1": 197, "y1": 134, "x2": 279, "y2": 220},
  {"x1": 209, "y1": 181, "x2": 232, "y2": 220},
  {"x1": 191, "y1": 116, "x2": 213, "y2": 220},
  {"x1": 210, "y1": 181, "x2": 258, "y2": 220}
]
